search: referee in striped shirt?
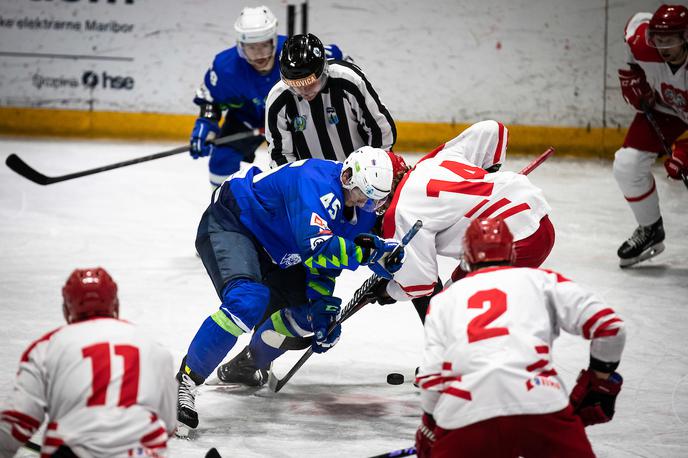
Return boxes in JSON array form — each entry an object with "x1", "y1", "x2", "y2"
[{"x1": 265, "y1": 33, "x2": 396, "y2": 166}]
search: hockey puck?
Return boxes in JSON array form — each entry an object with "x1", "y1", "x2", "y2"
[{"x1": 387, "y1": 372, "x2": 404, "y2": 385}]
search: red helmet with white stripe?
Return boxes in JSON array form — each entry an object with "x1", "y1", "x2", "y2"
[
  {"x1": 62, "y1": 267, "x2": 119, "y2": 323},
  {"x1": 463, "y1": 218, "x2": 516, "y2": 266}
]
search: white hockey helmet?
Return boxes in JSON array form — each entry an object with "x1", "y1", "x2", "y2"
[
  {"x1": 341, "y1": 146, "x2": 394, "y2": 212},
  {"x1": 234, "y1": 6, "x2": 278, "y2": 44}
]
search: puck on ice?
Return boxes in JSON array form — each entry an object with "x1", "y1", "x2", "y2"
[{"x1": 387, "y1": 373, "x2": 404, "y2": 385}]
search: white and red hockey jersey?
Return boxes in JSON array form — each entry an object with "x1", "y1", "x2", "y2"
[
  {"x1": 382, "y1": 121, "x2": 551, "y2": 300},
  {"x1": 417, "y1": 266, "x2": 626, "y2": 430},
  {"x1": 625, "y1": 13, "x2": 688, "y2": 123},
  {"x1": 0, "y1": 317, "x2": 177, "y2": 458}
]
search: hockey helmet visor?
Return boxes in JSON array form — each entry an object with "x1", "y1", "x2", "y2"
[{"x1": 282, "y1": 60, "x2": 329, "y2": 100}]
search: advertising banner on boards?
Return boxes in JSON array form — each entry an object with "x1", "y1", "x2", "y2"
[{"x1": 0, "y1": 0, "x2": 257, "y2": 115}]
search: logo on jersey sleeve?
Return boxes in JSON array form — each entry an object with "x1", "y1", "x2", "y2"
[
  {"x1": 279, "y1": 253, "x2": 302, "y2": 268},
  {"x1": 525, "y1": 376, "x2": 562, "y2": 391},
  {"x1": 309, "y1": 212, "x2": 333, "y2": 250}
]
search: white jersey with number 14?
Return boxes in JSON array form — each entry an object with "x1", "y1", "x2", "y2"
[{"x1": 383, "y1": 123, "x2": 550, "y2": 299}]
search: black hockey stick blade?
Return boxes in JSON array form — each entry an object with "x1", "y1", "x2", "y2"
[
  {"x1": 367, "y1": 446, "x2": 416, "y2": 458},
  {"x1": 23, "y1": 440, "x2": 41, "y2": 452},
  {"x1": 5, "y1": 154, "x2": 53, "y2": 185},
  {"x1": 267, "y1": 220, "x2": 423, "y2": 393},
  {"x1": 205, "y1": 448, "x2": 222, "y2": 458},
  {"x1": 5, "y1": 128, "x2": 263, "y2": 185}
]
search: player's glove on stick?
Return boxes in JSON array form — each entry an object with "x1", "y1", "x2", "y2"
[
  {"x1": 569, "y1": 369, "x2": 623, "y2": 426},
  {"x1": 665, "y1": 140, "x2": 688, "y2": 180},
  {"x1": 355, "y1": 233, "x2": 405, "y2": 280},
  {"x1": 190, "y1": 118, "x2": 220, "y2": 159},
  {"x1": 307, "y1": 296, "x2": 342, "y2": 354},
  {"x1": 415, "y1": 413, "x2": 436, "y2": 458},
  {"x1": 618, "y1": 68, "x2": 655, "y2": 111},
  {"x1": 360, "y1": 278, "x2": 397, "y2": 306}
]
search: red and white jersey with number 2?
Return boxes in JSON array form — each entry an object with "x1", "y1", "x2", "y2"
[
  {"x1": 417, "y1": 266, "x2": 625, "y2": 430},
  {"x1": 625, "y1": 13, "x2": 688, "y2": 123},
  {"x1": 382, "y1": 121, "x2": 550, "y2": 300},
  {"x1": 0, "y1": 317, "x2": 177, "y2": 458}
]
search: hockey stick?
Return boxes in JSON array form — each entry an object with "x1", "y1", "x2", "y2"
[
  {"x1": 261, "y1": 148, "x2": 556, "y2": 354},
  {"x1": 261, "y1": 267, "x2": 390, "y2": 352},
  {"x1": 267, "y1": 220, "x2": 423, "y2": 392},
  {"x1": 367, "y1": 446, "x2": 416, "y2": 458},
  {"x1": 519, "y1": 147, "x2": 555, "y2": 176},
  {"x1": 205, "y1": 448, "x2": 222, "y2": 458},
  {"x1": 641, "y1": 106, "x2": 688, "y2": 190},
  {"x1": 4, "y1": 128, "x2": 264, "y2": 185},
  {"x1": 23, "y1": 440, "x2": 41, "y2": 453}
]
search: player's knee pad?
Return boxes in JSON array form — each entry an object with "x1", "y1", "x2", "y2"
[
  {"x1": 612, "y1": 147, "x2": 657, "y2": 198},
  {"x1": 220, "y1": 279, "x2": 270, "y2": 334}
]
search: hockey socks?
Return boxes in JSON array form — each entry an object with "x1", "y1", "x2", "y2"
[
  {"x1": 185, "y1": 279, "x2": 270, "y2": 378},
  {"x1": 250, "y1": 304, "x2": 317, "y2": 367},
  {"x1": 185, "y1": 314, "x2": 239, "y2": 380},
  {"x1": 250, "y1": 311, "x2": 292, "y2": 368}
]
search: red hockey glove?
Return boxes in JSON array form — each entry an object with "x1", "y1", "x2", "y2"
[
  {"x1": 665, "y1": 140, "x2": 688, "y2": 180},
  {"x1": 618, "y1": 68, "x2": 654, "y2": 110},
  {"x1": 569, "y1": 369, "x2": 623, "y2": 426},
  {"x1": 415, "y1": 413, "x2": 437, "y2": 458}
]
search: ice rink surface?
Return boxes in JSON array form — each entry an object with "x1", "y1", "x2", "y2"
[{"x1": 1, "y1": 138, "x2": 687, "y2": 458}]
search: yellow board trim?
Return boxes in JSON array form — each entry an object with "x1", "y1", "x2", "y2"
[{"x1": 0, "y1": 107, "x2": 628, "y2": 158}]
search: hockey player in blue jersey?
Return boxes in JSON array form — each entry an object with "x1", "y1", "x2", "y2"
[
  {"x1": 189, "y1": 5, "x2": 346, "y2": 187},
  {"x1": 175, "y1": 146, "x2": 406, "y2": 436}
]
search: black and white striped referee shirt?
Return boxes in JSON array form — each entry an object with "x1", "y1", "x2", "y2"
[{"x1": 265, "y1": 60, "x2": 397, "y2": 165}]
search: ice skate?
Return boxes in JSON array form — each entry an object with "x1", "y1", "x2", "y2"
[
  {"x1": 175, "y1": 372, "x2": 199, "y2": 439},
  {"x1": 617, "y1": 217, "x2": 665, "y2": 268},
  {"x1": 216, "y1": 346, "x2": 268, "y2": 387}
]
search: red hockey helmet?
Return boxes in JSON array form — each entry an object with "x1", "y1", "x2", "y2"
[
  {"x1": 62, "y1": 267, "x2": 119, "y2": 323},
  {"x1": 387, "y1": 151, "x2": 409, "y2": 181},
  {"x1": 647, "y1": 4, "x2": 688, "y2": 49},
  {"x1": 463, "y1": 218, "x2": 516, "y2": 266}
]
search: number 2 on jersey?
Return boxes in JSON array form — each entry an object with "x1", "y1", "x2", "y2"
[
  {"x1": 467, "y1": 289, "x2": 509, "y2": 343},
  {"x1": 82, "y1": 343, "x2": 140, "y2": 407}
]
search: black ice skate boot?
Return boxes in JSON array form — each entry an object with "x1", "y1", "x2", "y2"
[
  {"x1": 216, "y1": 346, "x2": 268, "y2": 387},
  {"x1": 175, "y1": 359, "x2": 203, "y2": 438},
  {"x1": 617, "y1": 217, "x2": 665, "y2": 268}
]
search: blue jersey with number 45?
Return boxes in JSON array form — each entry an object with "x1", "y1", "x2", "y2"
[{"x1": 214, "y1": 159, "x2": 375, "y2": 298}]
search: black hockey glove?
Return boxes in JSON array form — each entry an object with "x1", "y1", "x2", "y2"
[{"x1": 360, "y1": 279, "x2": 397, "y2": 306}]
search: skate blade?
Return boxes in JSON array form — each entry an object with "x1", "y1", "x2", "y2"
[
  {"x1": 204, "y1": 376, "x2": 235, "y2": 386},
  {"x1": 175, "y1": 424, "x2": 196, "y2": 440},
  {"x1": 267, "y1": 370, "x2": 279, "y2": 392},
  {"x1": 619, "y1": 242, "x2": 665, "y2": 268}
]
